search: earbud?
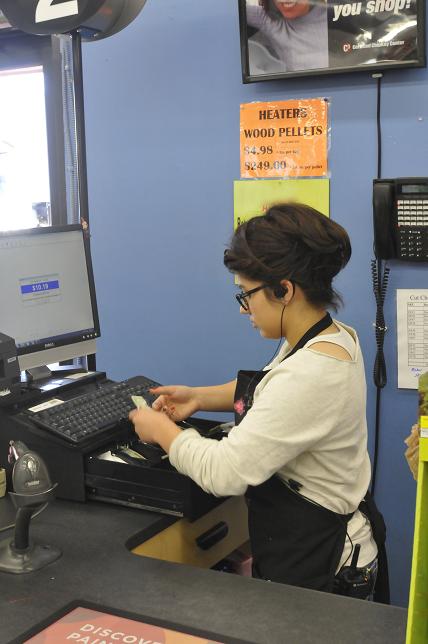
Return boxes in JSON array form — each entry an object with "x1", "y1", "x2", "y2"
[{"x1": 273, "y1": 284, "x2": 288, "y2": 299}]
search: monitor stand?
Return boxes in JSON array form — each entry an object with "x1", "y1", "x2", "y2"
[{"x1": 0, "y1": 370, "x2": 106, "y2": 410}]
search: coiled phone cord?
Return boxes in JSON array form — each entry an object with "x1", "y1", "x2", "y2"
[
  {"x1": 370, "y1": 72, "x2": 388, "y2": 497},
  {"x1": 370, "y1": 258, "x2": 390, "y2": 496},
  {"x1": 371, "y1": 259, "x2": 390, "y2": 389}
]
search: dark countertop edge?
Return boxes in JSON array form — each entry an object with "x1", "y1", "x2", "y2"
[{"x1": 0, "y1": 497, "x2": 408, "y2": 644}]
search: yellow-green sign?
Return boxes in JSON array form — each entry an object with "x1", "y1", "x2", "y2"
[{"x1": 234, "y1": 178, "x2": 330, "y2": 229}]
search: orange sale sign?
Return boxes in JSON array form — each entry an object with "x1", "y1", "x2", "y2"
[{"x1": 240, "y1": 98, "x2": 329, "y2": 179}]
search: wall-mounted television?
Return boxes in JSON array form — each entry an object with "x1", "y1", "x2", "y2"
[{"x1": 239, "y1": 0, "x2": 426, "y2": 83}]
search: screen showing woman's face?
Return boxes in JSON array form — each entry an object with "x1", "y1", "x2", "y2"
[{"x1": 273, "y1": 0, "x2": 311, "y2": 20}]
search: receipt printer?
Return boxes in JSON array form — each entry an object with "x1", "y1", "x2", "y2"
[{"x1": 0, "y1": 333, "x2": 20, "y2": 391}]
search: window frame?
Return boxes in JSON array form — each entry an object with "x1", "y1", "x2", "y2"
[
  {"x1": 0, "y1": 29, "x2": 67, "y2": 226},
  {"x1": 0, "y1": 27, "x2": 95, "y2": 370}
]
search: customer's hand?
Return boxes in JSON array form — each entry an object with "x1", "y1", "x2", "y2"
[
  {"x1": 404, "y1": 423, "x2": 420, "y2": 481},
  {"x1": 150, "y1": 385, "x2": 200, "y2": 422}
]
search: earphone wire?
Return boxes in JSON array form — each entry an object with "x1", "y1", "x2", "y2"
[
  {"x1": 264, "y1": 304, "x2": 287, "y2": 367},
  {"x1": 242, "y1": 304, "x2": 287, "y2": 408}
]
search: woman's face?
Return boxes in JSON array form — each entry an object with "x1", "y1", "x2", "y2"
[
  {"x1": 273, "y1": 0, "x2": 311, "y2": 20},
  {"x1": 237, "y1": 276, "x2": 284, "y2": 339}
]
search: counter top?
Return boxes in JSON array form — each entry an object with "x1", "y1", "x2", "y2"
[{"x1": 0, "y1": 498, "x2": 407, "y2": 644}]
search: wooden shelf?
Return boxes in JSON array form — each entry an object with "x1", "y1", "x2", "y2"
[{"x1": 131, "y1": 496, "x2": 249, "y2": 569}]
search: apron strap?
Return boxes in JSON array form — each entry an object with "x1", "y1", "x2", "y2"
[
  {"x1": 234, "y1": 313, "x2": 333, "y2": 423},
  {"x1": 359, "y1": 490, "x2": 390, "y2": 604},
  {"x1": 281, "y1": 312, "x2": 333, "y2": 362}
]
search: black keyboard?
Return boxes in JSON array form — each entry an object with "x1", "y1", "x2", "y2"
[{"x1": 28, "y1": 375, "x2": 161, "y2": 445}]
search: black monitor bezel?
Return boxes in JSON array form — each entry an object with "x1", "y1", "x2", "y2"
[
  {"x1": 238, "y1": 0, "x2": 426, "y2": 84},
  {"x1": 0, "y1": 224, "x2": 100, "y2": 360}
]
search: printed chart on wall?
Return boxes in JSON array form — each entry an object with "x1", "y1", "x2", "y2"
[
  {"x1": 234, "y1": 178, "x2": 330, "y2": 229},
  {"x1": 397, "y1": 289, "x2": 428, "y2": 389},
  {"x1": 240, "y1": 98, "x2": 329, "y2": 179}
]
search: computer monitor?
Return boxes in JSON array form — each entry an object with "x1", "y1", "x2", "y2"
[{"x1": 0, "y1": 225, "x2": 100, "y2": 373}]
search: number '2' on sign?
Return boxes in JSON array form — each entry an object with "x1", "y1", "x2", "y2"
[{"x1": 35, "y1": 0, "x2": 79, "y2": 23}]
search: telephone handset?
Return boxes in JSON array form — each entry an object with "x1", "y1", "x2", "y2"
[{"x1": 373, "y1": 178, "x2": 428, "y2": 261}]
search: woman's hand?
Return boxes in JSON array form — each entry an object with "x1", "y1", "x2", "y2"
[
  {"x1": 150, "y1": 385, "x2": 200, "y2": 422},
  {"x1": 129, "y1": 406, "x2": 181, "y2": 452}
]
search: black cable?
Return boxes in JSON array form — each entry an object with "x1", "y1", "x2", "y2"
[
  {"x1": 375, "y1": 73, "x2": 382, "y2": 180},
  {"x1": 371, "y1": 259, "x2": 390, "y2": 496},
  {"x1": 370, "y1": 72, "x2": 387, "y2": 498},
  {"x1": 265, "y1": 304, "x2": 287, "y2": 366},
  {"x1": 0, "y1": 503, "x2": 48, "y2": 534},
  {"x1": 242, "y1": 305, "x2": 287, "y2": 406},
  {"x1": 371, "y1": 259, "x2": 390, "y2": 390},
  {"x1": 372, "y1": 387, "x2": 381, "y2": 497}
]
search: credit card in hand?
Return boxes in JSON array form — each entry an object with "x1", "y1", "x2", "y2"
[{"x1": 131, "y1": 395, "x2": 149, "y2": 409}]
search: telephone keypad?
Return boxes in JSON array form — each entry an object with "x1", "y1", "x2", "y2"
[{"x1": 396, "y1": 197, "x2": 428, "y2": 260}]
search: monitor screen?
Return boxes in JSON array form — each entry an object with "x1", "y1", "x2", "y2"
[
  {"x1": 239, "y1": 0, "x2": 426, "y2": 83},
  {"x1": 0, "y1": 225, "x2": 100, "y2": 371}
]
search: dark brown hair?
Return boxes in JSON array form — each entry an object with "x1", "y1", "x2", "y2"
[{"x1": 224, "y1": 203, "x2": 351, "y2": 311}]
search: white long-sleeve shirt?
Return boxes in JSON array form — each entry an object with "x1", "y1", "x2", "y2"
[{"x1": 169, "y1": 321, "x2": 377, "y2": 568}]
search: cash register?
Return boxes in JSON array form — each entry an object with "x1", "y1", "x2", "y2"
[{"x1": 0, "y1": 225, "x2": 226, "y2": 521}]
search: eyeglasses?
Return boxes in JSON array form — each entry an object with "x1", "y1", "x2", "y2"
[{"x1": 235, "y1": 284, "x2": 269, "y2": 311}]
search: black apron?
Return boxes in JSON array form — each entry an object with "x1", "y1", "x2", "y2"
[{"x1": 233, "y1": 314, "x2": 389, "y2": 600}]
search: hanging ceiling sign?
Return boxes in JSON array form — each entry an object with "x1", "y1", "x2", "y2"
[
  {"x1": 0, "y1": 0, "x2": 147, "y2": 39},
  {"x1": 0, "y1": 0, "x2": 104, "y2": 35}
]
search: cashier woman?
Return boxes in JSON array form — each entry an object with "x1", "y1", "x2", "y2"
[{"x1": 129, "y1": 203, "x2": 387, "y2": 601}]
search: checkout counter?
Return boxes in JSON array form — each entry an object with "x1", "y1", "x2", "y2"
[
  {"x1": 0, "y1": 495, "x2": 407, "y2": 644},
  {"x1": 0, "y1": 373, "x2": 408, "y2": 643}
]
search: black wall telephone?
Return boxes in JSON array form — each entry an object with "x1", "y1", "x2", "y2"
[{"x1": 373, "y1": 178, "x2": 428, "y2": 261}]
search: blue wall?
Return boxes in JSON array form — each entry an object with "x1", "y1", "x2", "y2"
[{"x1": 82, "y1": 0, "x2": 428, "y2": 607}]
